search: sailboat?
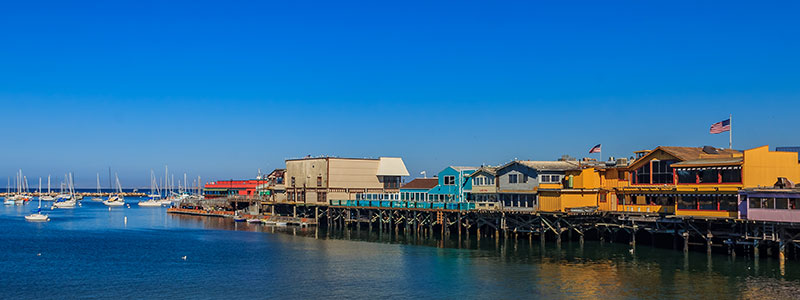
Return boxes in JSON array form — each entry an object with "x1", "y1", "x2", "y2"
[
  {"x1": 3, "y1": 177, "x2": 13, "y2": 205},
  {"x1": 139, "y1": 171, "x2": 162, "y2": 207},
  {"x1": 91, "y1": 173, "x2": 104, "y2": 201},
  {"x1": 103, "y1": 173, "x2": 125, "y2": 206},
  {"x1": 40, "y1": 175, "x2": 55, "y2": 201},
  {"x1": 26, "y1": 178, "x2": 50, "y2": 222},
  {"x1": 53, "y1": 173, "x2": 77, "y2": 209},
  {"x1": 25, "y1": 187, "x2": 50, "y2": 222}
]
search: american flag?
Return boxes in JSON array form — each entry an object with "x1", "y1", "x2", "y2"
[
  {"x1": 710, "y1": 119, "x2": 731, "y2": 134},
  {"x1": 589, "y1": 144, "x2": 601, "y2": 153}
]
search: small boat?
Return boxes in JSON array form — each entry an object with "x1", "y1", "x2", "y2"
[
  {"x1": 40, "y1": 195, "x2": 55, "y2": 201},
  {"x1": 3, "y1": 198, "x2": 14, "y2": 205},
  {"x1": 274, "y1": 222, "x2": 288, "y2": 227},
  {"x1": 233, "y1": 215, "x2": 246, "y2": 222},
  {"x1": 138, "y1": 199, "x2": 162, "y2": 207},
  {"x1": 25, "y1": 195, "x2": 50, "y2": 222},
  {"x1": 53, "y1": 199, "x2": 76, "y2": 209},
  {"x1": 247, "y1": 218, "x2": 261, "y2": 223},
  {"x1": 261, "y1": 220, "x2": 276, "y2": 225},
  {"x1": 104, "y1": 174, "x2": 125, "y2": 206},
  {"x1": 25, "y1": 212, "x2": 50, "y2": 222}
]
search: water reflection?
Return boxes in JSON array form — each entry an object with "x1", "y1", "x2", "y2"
[{"x1": 169, "y1": 213, "x2": 800, "y2": 298}]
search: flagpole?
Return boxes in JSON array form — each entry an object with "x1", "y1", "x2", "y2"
[{"x1": 729, "y1": 114, "x2": 733, "y2": 149}]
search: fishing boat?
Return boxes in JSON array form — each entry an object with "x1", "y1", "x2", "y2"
[
  {"x1": 103, "y1": 173, "x2": 125, "y2": 207},
  {"x1": 233, "y1": 214, "x2": 246, "y2": 222},
  {"x1": 25, "y1": 192, "x2": 50, "y2": 222}
]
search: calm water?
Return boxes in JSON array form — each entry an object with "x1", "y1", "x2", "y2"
[{"x1": 2, "y1": 198, "x2": 800, "y2": 299}]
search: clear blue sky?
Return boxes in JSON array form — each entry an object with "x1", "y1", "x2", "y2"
[{"x1": 1, "y1": 0, "x2": 798, "y2": 187}]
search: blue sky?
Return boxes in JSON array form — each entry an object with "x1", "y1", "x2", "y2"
[{"x1": 1, "y1": 0, "x2": 798, "y2": 187}]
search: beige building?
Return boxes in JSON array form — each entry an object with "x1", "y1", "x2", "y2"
[{"x1": 284, "y1": 157, "x2": 409, "y2": 204}]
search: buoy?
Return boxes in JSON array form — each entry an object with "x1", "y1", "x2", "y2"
[
  {"x1": 108, "y1": 207, "x2": 112, "y2": 211},
  {"x1": 37, "y1": 253, "x2": 41, "y2": 256},
  {"x1": 124, "y1": 216, "x2": 127, "y2": 224},
  {"x1": 181, "y1": 256, "x2": 187, "y2": 260}
]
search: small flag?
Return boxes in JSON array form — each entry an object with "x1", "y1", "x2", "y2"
[
  {"x1": 710, "y1": 119, "x2": 731, "y2": 134},
  {"x1": 589, "y1": 144, "x2": 602, "y2": 153}
]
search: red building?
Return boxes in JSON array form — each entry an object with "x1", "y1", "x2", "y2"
[{"x1": 204, "y1": 179, "x2": 265, "y2": 198}]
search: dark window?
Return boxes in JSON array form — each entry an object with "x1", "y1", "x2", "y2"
[
  {"x1": 677, "y1": 170, "x2": 696, "y2": 184},
  {"x1": 699, "y1": 170, "x2": 717, "y2": 183},
  {"x1": 698, "y1": 196, "x2": 715, "y2": 210},
  {"x1": 444, "y1": 176, "x2": 455, "y2": 186},
  {"x1": 541, "y1": 175, "x2": 550, "y2": 183},
  {"x1": 508, "y1": 174, "x2": 518, "y2": 184},
  {"x1": 761, "y1": 198, "x2": 774, "y2": 209},
  {"x1": 790, "y1": 199, "x2": 800, "y2": 210},
  {"x1": 383, "y1": 176, "x2": 400, "y2": 189},
  {"x1": 721, "y1": 169, "x2": 742, "y2": 183},
  {"x1": 317, "y1": 192, "x2": 327, "y2": 203},
  {"x1": 652, "y1": 160, "x2": 676, "y2": 184},
  {"x1": 749, "y1": 197, "x2": 761, "y2": 209},
  {"x1": 678, "y1": 196, "x2": 696, "y2": 210},
  {"x1": 317, "y1": 176, "x2": 322, "y2": 187},
  {"x1": 618, "y1": 171, "x2": 627, "y2": 181},
  {"x1": 635, "y1": 164, "x2": 650, "y2": 184},
  {"x1": 599, "y1": 193, "x2": 607, "y2": 203},
  {"x1": 291, "y1": 177, "x2": 296, "y2": 186},
  {"x1": 719, "y1": 196, "x2": 737, "y2": 211},
  {"x1": 522, "y1": 174, "x2": 528, "y2": 183},
  {"x1": 776, "y1": 198, "x2": 789, "y2": 209}
]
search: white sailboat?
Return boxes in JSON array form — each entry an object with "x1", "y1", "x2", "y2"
[
  {"x1": 40, "y1": 175, "x2": 55, "y2": 201},
  {"x1": 52, "y1": 173, "x2": 77, "y2": 209},
  {"x1": 91, "y1": 173, "x2": 104, "y2": 201},
  {"x1": 26, "y1": 178, "x2": 50, "y2": 222},
  {"x1": 3, "y1": 177, "x2": 13, "y2": 205},
  {"x1": 139, "y1": 170, "x2": 162, "y2": 207},
  {"x1": 103, "y1": 173, "x2": 125, "y2": 207}
]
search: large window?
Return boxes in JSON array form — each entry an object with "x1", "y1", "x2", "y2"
[
  {"x1": 444, "y1": 176, "x2": 455, "y2": 186},
  {"x1": 720, "y1": 169, "x2": 742, "y2": 183},
  {"x1": 652, "y1": 160, "x2": 676, "y2": 184},
  {"x1": 635, "y1": 164, "x2": 650, "y2": 184},
  {"x1": 383, "y1": 176, "x2": 401, "y2": 189},
  {"x1": 541, "y1": 175, "x2": 550, "y2": 183},
  {"x1": 677, "y1": 170, "x2": 695, "y2": 184},
  {"x1": 508, "y1": 174, "x2": 518, "y2": 184}
]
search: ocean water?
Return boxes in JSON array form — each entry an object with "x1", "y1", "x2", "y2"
[{"x1": 2, "y1": 198, "x2": 799, "y2": 299}]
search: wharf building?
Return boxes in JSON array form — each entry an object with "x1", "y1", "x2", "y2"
[{"x1": 283, "y1": 157, "x2": 409, "y2": 204}]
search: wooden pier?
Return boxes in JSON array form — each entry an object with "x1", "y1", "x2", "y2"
[{"x1": 171, "y1": 197, "x2": 800, "y2": 263}]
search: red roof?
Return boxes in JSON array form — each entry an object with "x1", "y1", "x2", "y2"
[
  {"x1": 401, "y1": 178, "x2": 438, "y2": 190},
  {"x1": 204, "y1": 180, "x2": 264, "y2": 189}
]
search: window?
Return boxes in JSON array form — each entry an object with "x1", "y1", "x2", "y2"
[
  {"x1": 599, "y1": 193, "x2": 607, "y2": 203},
  {"x1": 761, "y1": 198, "x2": 774, "y2": 209},
  {"x1": 749, "y1": 197, "x2": 761, "y2": 209},
  {"x1": 475, "y1": 176, "x2": 484, "y2": 186},
  {"x1": 383, "y1": 176, "x2": 400, "y2": 189},
  {"x1": 776, "y1": 198, "x2": 789, "y2": 209},
  {"x1": 791, "y1": 199, "x2": 800, "y2": 210},
  {"x1": 291, "y1": 177, "x2": 296, "y2": 186},
  {"x1": 618, "y1": 171, "x2": 627, "y2": 181},
  {"x1": 635, "y1": 164, "x2": 650, "y2": 184},
  {"x1": 522, "y1": 174, "x2": 528, "y2": 183},
  {"x1": 444, "y1": 176, "x2": 455, "y2": 186},
  {"x1": 677, "y1": 170, "x2": 695, "y2": 184},
  {"x1": 721, "y1": 169, "x2": 742, "y2": 183},
  {"x1": 508, "y1": 174, "x2": 518, "y2": 184},
  {"x1": 541, "y1": 175, "x2": 550, "y2": 183},
  {"x1": 317, "y1": 192, "x2": 327, "y2": 203},
  {"x1": 551, "y1": 175, "x2": 560, "y2": 183},
  {"x1": 488, "y1": 176, "x2": 495, "y2": 185},
  {"x1": 651, "y1": 160, "x2": 676, "y2": 184},
  {"x1": 317, "y1": 176, "x2": 322, "y2": 187}
]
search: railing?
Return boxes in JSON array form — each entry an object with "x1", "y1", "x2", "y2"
[{"x1": 328, "y1": 200, "x2": 483, "y2": 211}]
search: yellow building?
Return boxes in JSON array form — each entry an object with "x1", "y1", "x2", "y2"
[
  {"x1": 618, "y1": 145, "x2": 800, "y2": 218},
  {"x1": 538, "y1": 162, "x2": 630, "y2": 212}
]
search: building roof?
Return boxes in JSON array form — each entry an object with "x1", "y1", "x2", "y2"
[
  {"x1": 450, "y1": 166, "x2": 478, "y2": 172},
  {"x1": 517, "y1": 160, "x2": 581, "y2": 171},
  {"x1": 657, "y1": 146, "x2": 741, "y2": 161},
  {"x1": 467, "y1": 166, "x2": 498, "y2": 177},
  {"x1": 376, "y1": 157, "x2": 410, "y2": 176},
  {"x1": 400, "y1": 178, "x2": 439, "y2": 190},
  {"x1": 671, "y1": 157, "x2": 743, "y2": 167}
]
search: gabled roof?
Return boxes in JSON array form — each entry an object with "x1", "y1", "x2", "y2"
[
  {"x1": 467, "y1": 166, "x2": 498, "y2": 177},
  {"x1": 400, "y1": 178, "x2": 439, "y2": 190},
  {"x1": 630, "y1": 146, "x2": 742, "y2": 169}
]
